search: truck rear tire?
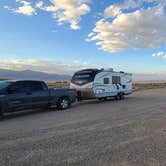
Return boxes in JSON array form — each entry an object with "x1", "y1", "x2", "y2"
[{"x1": 57, "y1": 97, "x2": 70, "y2": 110}]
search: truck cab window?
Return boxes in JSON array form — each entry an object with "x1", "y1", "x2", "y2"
[
  {"x1": 28, "y1": 82, "x2": 44, "y2": 92},
  {"x1": 8, "y1": 82, "x2": 26, "y2": 94}
]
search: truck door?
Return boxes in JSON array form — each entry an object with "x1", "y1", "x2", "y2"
[
  {"x1": 27, "y1": 81, "x2": 49, "y2": 108},
  {"x1": 7, "y1": 81, "x2": 32, "y2": 111}
]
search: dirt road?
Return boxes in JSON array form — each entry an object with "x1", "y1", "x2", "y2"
[{"x1": 0, "y1": 89, "x2": 166, "y2": 166}]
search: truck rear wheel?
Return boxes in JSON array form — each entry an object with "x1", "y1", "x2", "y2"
[{"x1": 57, "y1": 97, "x2": 70, "y2": 110}]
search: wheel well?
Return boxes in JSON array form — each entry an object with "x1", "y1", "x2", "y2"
[
  {"x1": 60, "y1": 96, "x2": 69, "y2": 99},
  {"x1": 58, "y1": 96, "x2": 70, "y2": 102}
]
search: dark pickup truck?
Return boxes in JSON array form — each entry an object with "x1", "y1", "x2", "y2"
[{"x1": 0, "y1": 80, "x2": 76, "y2": 116}]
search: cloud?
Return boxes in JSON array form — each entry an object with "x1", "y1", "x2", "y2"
[
  {"x1": 152, "y1": 52, "x2": 166, "y2": 58},
  {"x1": 5, "y1": 0, "x2": 91, "y2": 30},
  {"x1": 88, "y1": 1, "x2": 166, "y2": 52},
  {"x1": 104, "y1": 0, "x2": 138, "y2": 18},
  {"x1": 103, "y1": 0, "x2": 163, "y2": 18},
  {"x1": 36, "y1": 0, "x2": 91, "y2": 30},
  {"x1": 104, "y1": 6, "x2": 121, "y2": 18},
  {"x1": 0, "y1": 58, "x2": 99, "y2": 75},
  {"x1": 5, "y1": 0, "x2": 36, "y2": 16}
]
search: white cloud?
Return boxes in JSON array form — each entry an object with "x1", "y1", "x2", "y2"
[
  {"x1": 5, "y1": 0, "x2": 91, "y2": 29},
  {"x1": 36, "y1": 0, "x2": 91, "y2": 30},
  {"x1": 104, "y1": 0, "x2": 138, "y2": 18},
  {"x1": 36, "y1": 1, "x2": 57, "y2": 12},
  {"x1": 5, "y1": 0, "x2": 36, "y2": 16},
  {"x1": 88, "y1": 2, "x2": 166, "y2": 52},
  {"x1": 152, "y1": 52, "x2": 166, "y2": 58},
  {"x1": 104, "y1": 6, "x2": 121, "y2": 18}
]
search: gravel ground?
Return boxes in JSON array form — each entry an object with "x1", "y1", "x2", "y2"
[{"x1": 0, "y1": 89, "x2": 166, "y2": 166}]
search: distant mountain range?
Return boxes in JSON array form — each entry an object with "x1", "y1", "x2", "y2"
[
  {"x1": 0, "y1": 68, "x2": 165, "y2": 82},
  {"x1": 133, "y1": 73, "x2": 166, "y2": 82},
  {"x1": 0, "y1": 69, "x2": 72, "y2": 81}
]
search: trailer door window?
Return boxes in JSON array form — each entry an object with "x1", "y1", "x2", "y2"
[
  {"x1": 104, "y1": 78, "x2": 109, "y2": 84},
  {"x1": 112, "y1": 76, "x2": 121, "y2": 84}
]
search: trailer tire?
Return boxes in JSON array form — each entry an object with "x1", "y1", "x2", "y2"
[
  {"x1": 103, "y1": 97, "x2": 108, "y2": 101},
  {"x1": 121, "y1": 93, "x2": 125, "y2": 100},
  {"x1": 0, "y1": 108, "x2": 3, "y2": 118},
  {"x1": 116, "y1": 93, "x2": 123, "y2": 100},
  {"x1": 98, "y1": 98, "x2": 103, "y2": 101},
  {"x1": 98, "y1": 97, "x2": 107, "y2": 101},
  {"x1": 57, "y1": 97, "x2": 70, "y2": 110}
]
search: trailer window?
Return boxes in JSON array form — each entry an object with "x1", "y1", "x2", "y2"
[
  {"x1": 71, "y1": 72, "x2": 96, "y2": 85},
  {"x1": 112, "y1": 76, "x2": 121, "y2": 84},
  {"x1": 104, "y1": 78, "x2": 109, "y2": 84}
]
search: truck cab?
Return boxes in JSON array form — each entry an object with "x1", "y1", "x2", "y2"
[{"x1": 0, "y1": 80, "x2": 50, "y2": 112}]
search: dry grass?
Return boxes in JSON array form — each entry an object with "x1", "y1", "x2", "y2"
[
  {"x1": 46, "y1": 81, "x2": 166, "y2": 91},
  {"x1": 0, "y1": 78, "x2": 10, "y2": 81},
  {"x1": 46, "y1": 81, "x2": 70, "y2": 89},
  {"x1": 133, "y1": 82, "x2": 166, "y2": 91}
]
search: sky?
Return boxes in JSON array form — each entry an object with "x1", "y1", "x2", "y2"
[{"x1": 0, "y1": 0, "x2": 166, "y2": 79}]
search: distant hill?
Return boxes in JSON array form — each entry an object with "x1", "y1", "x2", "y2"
[
  {"x1": 0, "y1": 69, "x2": 72, "y2": 81},
  {"x1": 0, "y1": 68, "x2": 165, "y2": 82},
  {"x1": 133, "y1": 73, "x2": 166, "y2": 82}
]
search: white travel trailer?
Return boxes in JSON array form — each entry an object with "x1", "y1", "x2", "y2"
[{"x1": 70, "y1": 68, "x2": 132, "y2": 100}]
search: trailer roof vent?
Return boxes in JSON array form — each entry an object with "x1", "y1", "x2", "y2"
[{"x1": 104, "y1": 68, "x2": 114, "y2": 72}]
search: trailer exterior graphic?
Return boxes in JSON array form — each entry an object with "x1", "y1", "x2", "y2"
[{"x1": 70, "y1": 68, "x2": 132, "y2": 100}]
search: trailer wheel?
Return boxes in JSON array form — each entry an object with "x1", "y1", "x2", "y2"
[
  {"x1": 103, "y1": 97, "x2": 108, "y2": 101},
  {"x1": 0, "y1": 108, "x2": 3, "y2": 118},
  {"x1": 98, "y1": 98, "x2": 103, "y2": 101},
  {"x1": 116, "y1": 93, "x2": 122, "y2": 100},
  {"x1": 57, "y1": 97, "x2": 70, "y2": 110},
  {"x1": 98, "y1": 97, "x2": 107, "y2": 101},
  {"x1": 121, "y1": 93, "x2": 125, "y2": 100}
]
